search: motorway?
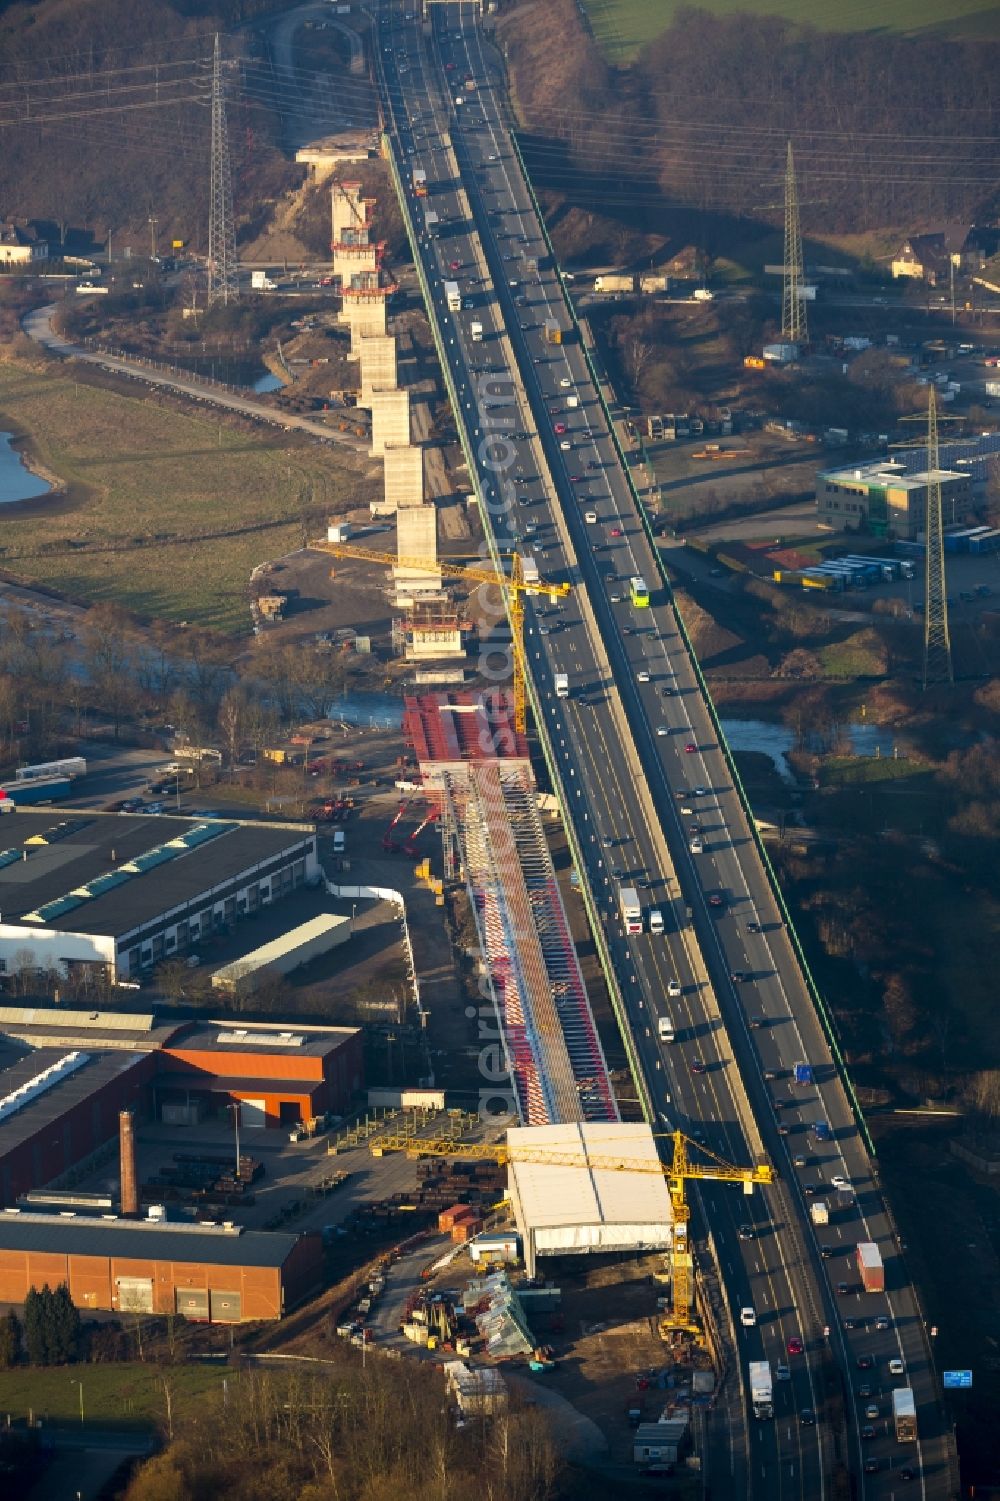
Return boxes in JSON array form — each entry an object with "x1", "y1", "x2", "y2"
[{"x1": 372, "y1": 3, "x2": 953, "y2": 1496}]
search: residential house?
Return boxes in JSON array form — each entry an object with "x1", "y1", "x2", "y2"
[
  {"x1": 0, "y1": 222, "x2": 49, "y2": 265},
  {"x1": 891, "y1": 225, "x2": 997, "y2": 286}
]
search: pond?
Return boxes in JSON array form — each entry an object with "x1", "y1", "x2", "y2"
[
  {"x1": 721, "y1": 717, "x2": 900, "y2": 783},
  {"x1": 325, "y1": 690, "x2": 403, "y2": 730},
  {"x1": 0, "y1": 432, "x2": 51, "y2": 504},
  {"x1": 158, "y1": 353, "x2": 285, "y2": 392}
]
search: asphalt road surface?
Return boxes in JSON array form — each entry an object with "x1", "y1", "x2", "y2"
[{"x1": 368, "y1": 4, "x2": 954, "y2": 1496}]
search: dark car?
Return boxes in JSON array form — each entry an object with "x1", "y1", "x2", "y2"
[
  {"x1": 899, "y1": 1469, "x2": 916, "y2": 1481},
  {"x1": 856, "y1": 1354, "x2": 874, "y2": 1370},
  {"x1": 787, "y1": 1336, "x2": 803, "y2": 1355},
  {"x1": 799, "y1": 1409, "x2": 815, "y2": 1427},
  {"x1": 820, "y1": 1245, "x2": 835, "y2": 1259},
  {"x1": 863, "y1": 1459, "x2": 879, "y2": 1475},
  {"x1": 737, "y1": 1224, "x2": 755, "y2": 1241},
  {"x1": 708, "y1": 893, "x2": 725, "y2": 908},
  {"x1": 690, "y1": 1060, "x2": 707, "y2": 1075},
  {"x1": 777, "y1": 1124, "x2": 791, "y2": 1136},
  {"x1": 747, "y1": 920, "x2": 761, "y2": 933},
  {"x1": 662, "y1": 686, "x2": 674, "y2": 696},
  {"x1": 730, "y1": 970, "x2": 748, "y2": 984},
  {"x1": 749, "y1": 1016, "x2": 766, "y2": 1029},
  {"x1": 860, "y1": 1425, "x2": 876, "y2": 1441},
  {"x1": 836, "y1": 1282, "x2": 850, "y2": 1295}
]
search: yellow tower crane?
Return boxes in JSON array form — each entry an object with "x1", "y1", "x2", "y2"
[
  {"x1": 314, "y1": 538, "x2": 570, "y2": 734},
  {"x1": 368, "y1": 1129, "x2": 775, "y2": 1333}
]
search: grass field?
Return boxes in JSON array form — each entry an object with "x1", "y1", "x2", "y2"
[
  {"x1": 0, "y1": 1361, "x2": 230, "y2": 1429},
  {"x1": 582, "y1": 0, "x2": 1000, "y2": 60},
  {"x1": 0, "y1": 362, "x2": 361, "y2": 634}
]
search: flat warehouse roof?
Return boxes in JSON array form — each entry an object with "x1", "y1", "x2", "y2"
[
  {"x1": 166, "y1": 1019, "x2": 359, "y2": 1060},
  {"x1": 0, "y1": 812, "x2": 314, "y2": 939},
  {"x1": 211, "y1": 914, "x2": 352, "y2": 984},
  {"x1": 0, "y1": 1211, "x2": 302, "y2": 1267}
]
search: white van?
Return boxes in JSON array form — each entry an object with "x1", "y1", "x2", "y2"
[
  {"x1": 648, "y1": 908, "x2": 664, "y2": 934},
  {"x1": 333, "y1": 829, "x2": 346, "y2": 853},
  {"x1": 658, "y1": 1015, "x2": 675, "y2": 1043}
]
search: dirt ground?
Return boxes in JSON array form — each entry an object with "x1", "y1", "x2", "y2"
[{"x1": 536, "y1": 1255, "x2": 671, "y2": 1461}]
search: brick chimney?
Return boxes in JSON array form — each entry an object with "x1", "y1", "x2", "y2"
[{"x1": 119, "y1": 1110, "x2": 138, "y2": 1217}]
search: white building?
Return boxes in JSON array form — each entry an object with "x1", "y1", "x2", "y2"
[
  {"x1": 0, "y1": 812, "x2": 319, "y2": 984},
  {"x1": 505, "y1": 1122, "x2": 673, "y2": 1277}
]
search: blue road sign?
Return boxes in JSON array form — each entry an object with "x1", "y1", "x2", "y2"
[{"x1": 943, "y1": 1370, "x2": 972, "y2": 1389}]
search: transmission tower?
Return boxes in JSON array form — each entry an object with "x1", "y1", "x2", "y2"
[
  {"x1": 781, "y1": 141, "x2": 807, "y2": 346},
  {"x1": 207, "y1": 34, "x2": 238, "y2": 308},
  {"x1": 923, "y1": 386, "x2": 953, "y2": 689}
]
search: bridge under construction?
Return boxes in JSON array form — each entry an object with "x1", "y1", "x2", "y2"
[{"x1": 405, "y1": 691, "x2": 617, "y2": 1126}]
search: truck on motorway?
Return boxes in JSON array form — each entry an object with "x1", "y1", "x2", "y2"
[
  {"x1": 619, "y1": 885, "x2": 642, "y2": 934},
  {"x1": 793, "y1": 1061, "x2": 814, "y2": 1084},
  {"x1": 16, "y1": 757, "x2": 86, "y2": 782},
  {"x1": 857, "y1": 1241, "x2": 884, "y2": 1292},
  {"x1": 554, "y1": 672, "x2": 569, "y2": 699},
  {"x1": 251, "y1": 270, "x2": 277, "y2": 291},
  {"x1": 470, "y1": 321, "x2": 484, "y2": 342},
  {"x1": 424, "y1": 209, "x2": 439, "y2": 234},
  {"x1": 543, "y1": 318, "x2": 562, "y2": 345},
  {"x1": 639, "y1": 273, "x2": 668, "y2": 294},
  {"x1": 810, "y1": 1200, "x2": 829, "y2": 1226},
  {"x1": 413, "y1": 168, "x2": 427, "y2": 197},
  {"x1": 657, "y1": 1014, "x2": 675, "y2": 1042},
  {"x1": 749, "y1": 1361, "x2": 773, "y2": 1419},
  {"x1": 594, "y1": 273, "x2": 634, "y2": 294},
  {"x1": 445, "y1": 280, "x2": 461, "y2": 311},
  {"x1": 892, "y1": 1387, "x2": 917, "y2": 1441},
  {"x1": 692, "y1": 288, "x2": 714, "y2": 301}
]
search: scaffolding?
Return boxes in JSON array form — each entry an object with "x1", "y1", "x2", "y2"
[{"x1": 425, "y1": 757, "x2": 617, "y2": 1127}]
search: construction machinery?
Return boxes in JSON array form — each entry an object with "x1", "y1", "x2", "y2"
[
  {"x1": 382, "y1": 799, "x2": 411, "y2": 852},
  {"x1": 313, "y1": 539, "x2": 571, "y2": 734},
  {"x1": 403, "y1": 806, "x2": 440, "y2": 857},
  {"x1": 368, "y1": 1130, "x2": 774, "y2": 1334}
]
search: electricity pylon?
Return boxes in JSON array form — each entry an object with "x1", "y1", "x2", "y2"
[
  {"x1": 781, "y1": 141, "x2": 807, "y2": 346},
  {"x1": 207, "y1": 34, "x2": 239, "y2": 308},
  {"x1": 923, "y1": 386, "x2": 953, "y2": 688}
]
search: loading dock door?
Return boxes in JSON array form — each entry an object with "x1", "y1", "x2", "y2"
[
  {"x1": 210, "y1": 1289, "x2": 242, "y2": 1323},
  {"x1": 116, "y1": 1276, "x2": 153, "y2": 1313},
  {"x1": 175, "y1": 1287, "x2": 210, "y2": 1320},
  {"x1": 240, "y1": 1098, "x2": 266, "y2": 1128}
]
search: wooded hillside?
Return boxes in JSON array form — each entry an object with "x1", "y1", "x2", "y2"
[
  {"x1": 504, "y1": 0, "x2": 1000, "y2": 239},
  {"x1": 0, "y1": 0, "x2": 292, "y2": 251}
]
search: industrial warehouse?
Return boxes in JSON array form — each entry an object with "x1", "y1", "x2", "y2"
[
  {"x1": 0, "y1": 1213, "x2": 322, "y2": 1322},
  {"x1": 0, "y1": 1008, "x2": 363, "y2": 1207},
  {"x1": 0, "y1": 810, "x2": 320, "y2": 983}
]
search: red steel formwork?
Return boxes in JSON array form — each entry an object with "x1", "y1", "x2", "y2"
[{"x1": 405, "y1": 694, "x2": 617, "y2": 1127}]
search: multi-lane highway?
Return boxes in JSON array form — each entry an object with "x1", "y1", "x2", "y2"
[{"x1": 372, "y1": 3, "x2": 954, "y2": 1495}]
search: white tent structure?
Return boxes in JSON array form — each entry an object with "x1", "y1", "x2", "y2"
[{"x1": 505, "y1": 1122, "x2": 673, "y2": 1277}]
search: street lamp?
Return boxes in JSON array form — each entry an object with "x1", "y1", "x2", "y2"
[
  {"x1": 228, "y1": 1101, "x2": 240, "y2": 1177},
  {"x1": 70, "y1": 1377, "x2": 84, "y2": 1424}
]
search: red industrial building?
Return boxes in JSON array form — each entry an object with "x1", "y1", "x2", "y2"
[
  {"x1": 0, "y1": 1213, "x2": 322, "y2": 1322},
  {"x1": 157, "y1": 1020, "x2": 364, "y2": 1129},
  {"x1": 0, "y1": 1043, "x2": 158, "y2": 1209},
  {"x1": 0, "y1": 1010, "x2": 363, "y2": 1208}
]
